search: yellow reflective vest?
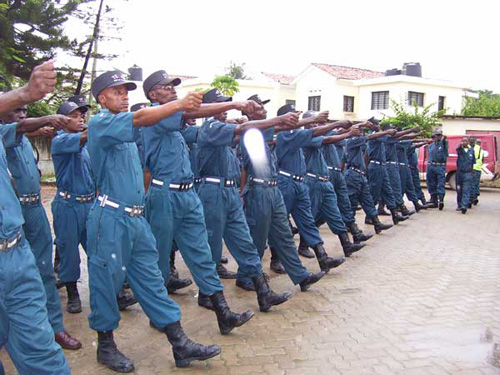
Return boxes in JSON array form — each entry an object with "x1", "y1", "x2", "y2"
[{"x1": 473, "y1": 144, "x2": 484, "y2": 171}]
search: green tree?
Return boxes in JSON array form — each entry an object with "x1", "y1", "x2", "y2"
[
  {"x1": 462, "y1": 90, "x2": 500, "y2": 117},
  {"x1": 226, "y1": 61, "x2": 247, "y2": 80},
  {"x1": 211, "y1": 75, "x2": 239, "y2": 97},
  {"x1": 381, "y1": 100, "x2": 445, "y2": 138}
]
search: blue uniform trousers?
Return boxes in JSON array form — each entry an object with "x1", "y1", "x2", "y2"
[
  {"x1": 86, "y1": 203, "x2": 181, "y2": 331},
  {"x1": 472, "y1": 170, "x2": 481, "y2": 200},
  {"x1": 386, "y1": 164, "x2": 405, "y2": 206},
  {"x1": 242, "y1": 184, "x2": 310, "y2": 285},
  {"x1": 329, "y1": 170, "x2": 355, "y2": 226},
  {"x1": 368, "y1": 164, "x2": 397, "y2": 209},
  {"x1": 306, "y1": 178, "x2": 347, "y2": 235},
  {"x1": 426, "y1": 164, "x2": 446, "y2": 199},
  {"x1": 277, "y1": 176, "x2": 323, "y2": 247},
  {"x1": 399, "y1": 165, "x2": 419, "y2": 203},
  {"x1": 410, "y1": 167, "x2": 425, "y2": 201},
  {"x1": 51, "y1": 196, "x2": 92, "y2": 283},
  {"x1": 456, "y1": 172, "x2": 472, "y2": 209},
  {"x1": 145, "y1": 186, "x2": 223, "y2": 295},
  {"x1": 21, "y1": 202, "x2": 64, "y2": 334},
  {"x1": 344, "y1": 169, "x2": 378, "y2": 218},
  {"x1": 197, "y1": 182, "x2": 263, "y2": 282},
  {"x1": 0, "y1": 237, "x2": 70, "y2": 375}
]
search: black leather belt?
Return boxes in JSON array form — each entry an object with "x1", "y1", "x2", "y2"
[
  {"x1": 58, "y1": 191, "x2": 95, "y2": 203},
  {"x1": 327, "y1": 166, "x2": 342, "y2": 172},
  {"x1": 18, "y1": 194, "x2": 40, "y2": 205},
  {"x1": 386, "y1": 161, "x2": 398, "y2": 165},
  {"x1": 306, "y1": 173, "x2": 330, "y2": 182},
  {"x1": 348, "y1": 167, "x2": 365, "y2": 175},
  {"x1": 0, "y1": 232, "x2": 22, "y2": 252},
  {"x1": 369, "y1": 160, "x2": 384, "y2": 165}
]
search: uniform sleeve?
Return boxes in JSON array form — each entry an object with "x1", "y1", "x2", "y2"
[
  {"x1": 153, "y1": 111, "x2": 184, "y2": 133},
  {"x1": 0, "y1": 123, "x2": 22, "y2": 148},
  {"x1": 346, "y1": 136, "x2": 367, "y2": 150},
  {"x1": 279, "y1": 128, "x2": 315, "y2": 151},
  {"x1": 181, "y1": 125, "x2": 200, "y2": 144},
  {"x1": 51, "y1": 132, "x2": 82, "y2": 155},
  {"x1": 89, "y1": 112, "x2": 134, "y2": 148},
  {"x1": 198, "y1": 120, "x2": 237, "y2": 147},
  {"x1": 304, "y1": 136, "x2": 324, "y2": 149}
]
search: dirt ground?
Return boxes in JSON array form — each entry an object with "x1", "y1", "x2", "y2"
[{"x1": 1, "y1": 187, "x2": 500, "y2": 375}]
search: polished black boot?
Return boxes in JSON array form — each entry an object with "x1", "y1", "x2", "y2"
[
  {"x1": 311, "y1": 243, "x2": 345, "y2": 272},
  {"x1": 371, "y1": 215, "x2": 393, "y2": 234},
  {"x1": 377, "y1": 203, "x2": 391, "y2": 216},
  {"x1": 438, "y1": 197, "x2": 444, "y2": 211},
  {"x1": 427, "y1": 195, "x2": 438, "y2": 208},
  {"x1": 251, "y1": 273, "x2": 292, "y2": 312},
  {"x1": 420, "y1": 197, "x2": 433, "y2": 208},
  {"x1": 209, "y1": 291, "x2": 254, "y2": 334},
  {"x1": 198, "y1": 292, "x2": 214, "y2": 311},
  {"x1": 220, "y1": 256, "x2": 228, "y2": 264},
  {"x1": 348, "y1": 222, "x2": 373, "y2": 244},
  {"x1": 413, "y1": 201, "x2": 425, "y2": 212},
  {"x1": 299, "y1": 271, "x2": 326, "y2": 292},
  {"x1": 338, "y1": 232, "x2": 365, "y2": 257},
  {"x1": 65, "y1": 282, "x2": 82, "y2": 314},
  {"x1": 390, "y1": 208, "x2": 408, "y2": 225},
  {"x1": 167, "y1": 276, "x2": 193, "y2": 294},
  {"x1": 364, "y1": 216, "x2": 374, "y2": 225},
  {"x1": 216, "y1": 263, "x2": 237, "y2": 279},
  {"x1": 399, "y1": 204, "x2": 415, "y2": 216},
  {"x1": 270, "y1": 247, "x2": 286, "y2": 274},
  {"x1": 117, "y1": 289, "x2": 138, "y2": 311},
  {"x1": 164, "y1": 321, "x2": 221, "y2": 367},
  {"x1": 297, "y1": 235, "x2": 315, "y2": 259},
  {"x1": 97, "y1": 331, "x2": 134, "y2": 373}
]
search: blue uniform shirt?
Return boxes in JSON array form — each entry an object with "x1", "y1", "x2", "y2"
[
  {"x1": 51, "y1": 131, "x2": 94, "y2": 195},
  {"x1": 345, "y1": 136, "x2": 367, "y2": 169},
  {"x1": 334, "y1": 139, "x2": 346, "y2": 165},
  {"x1": 303, "y1": 137, "x2": 328, "y2": 176},
  {"x1": 276, "y1": 128, "x2": 317, "y2": 175},
  {"x1": 181, "y1": 125, "x2": 200, "y2": 177},
  {"x1": 0, "y1": 124, "x2": 40, "y2": 195},
  {"x1": 385, "y1": 136, "x2": 399, "y2": 162},
  {"x1": 428, "y1": 139, "x2": 449, "y2": 163},
  {"x1": 0, "y1": 124, "x2": 25, "y2": 238},
  {"x1": 457, "y1": 146, "x2": 475, "y2": 173},
  {"x1": 322, "y1": 131, "x2": 342, "y2": 169},
  {"x1": 197, "y1": 119, "x2": 239, "y2": 179},
  {"x1": 367, "y1": 135, "x2": 388, "y2": 162},
  {"x1": 87, "y1": 109, "x2": 144, "y2": 205},
  {"x1": 241, "y1": 127, "x2": 276, "y2": 180},
  {"x1": 142, "y1": 111, "x2": 193, "y2": 182},
  {"x1": 407, "y1": 145, "x2": 419, "y2": 168},
  {"x1": 132, "y1": 127, "x2": 145, "y2": 168},
  {"x1": 396, "y1": 140, "x2": 412, "y2": 165}
]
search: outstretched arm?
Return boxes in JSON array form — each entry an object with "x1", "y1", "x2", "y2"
[
  {"x1": 183, "y1": 101, "x2": 260, "y2": 120},
  {"x1": 17, "y1": 115, "x2": 68, "y2": 134},
  {"x1": 234, "y1": 112, "x2": 299, "y2": 135},
  {"x1": 322, "y1": 126, "x2": 362, "y2": 144},
  {"x1": 367, "y1": 128, "x2": 397, "y2": 140},
  {"x1": 396, "y1": 126, "x2": 419, "y2": 138}
]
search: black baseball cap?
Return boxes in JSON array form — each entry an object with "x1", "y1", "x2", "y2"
[
  {"x1": 432, "y1": 130, "x2": 443, "y2": 137},
  {"x1": 91, "y1": 71, "x2": 137, "y2": 102},
  {"x1": 130, "y1": 103, "x2": 149, "y2": 112},
  {"x1": 248, "y1": 94, "x2": 270, "y2": 106},
  {"x1": 302, "y1": 110, "x2": 316, "y2": 119},
  {"x1": 202, "y1": 88, "x2": 232, "y2": 103},
  {"x1": 277, "y1": 103, "x2": 296, "y2": 116},
  {"x1": 57, "y1": 101, "x2": 80, "y2": 115},
  {"x1": 69, "y1": 95, "x2": 91, "y2": 109},
  {"x1": 143, "y1": 70, "x2": 181, "y2": 98}
]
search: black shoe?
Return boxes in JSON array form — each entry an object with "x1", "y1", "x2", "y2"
[
  {"x1": 164, "y1": 321, "x2": 221, "y2": 367},
  {"x1": 235, "y1": 279, "x2": 256, "y2": 291},
  {"x1": 349, "y1": 223, "x2": 374, "y2": 244},
  {"x1": 438, "y1": 198, "x2": 444, "y2": 211},
  {"x1": 198, "y1": 292, "x2": 215, "y2": 311},
  {"x1": 377, "y1": 205, "x2": 391, "y2": 216},
  {"x1": 252, "y1": 274, "x2": 292, "y2": 312},
  {"x1": 299, "y1": 271, "x2": 326, "y2": 292},
  {"x1": 371, "y1": 216, "x2": 393, "y2": 234},
  {"x1": 209, "y1": 292, "x2": 254, "y2": 335},
  {"x1": 364, "y1": 216, "x2": 374, "y2": 225},
  {"x1": 311, "y1": 243, "x2": 345, "y2": 272},
  {"x1": 338, "y1": 232, "x2": 365, "y2": 257},
  {"x1": 65, "y1": 282, "x2": 82, "y2": 314},
  {"x1": 427, "y1": 197, "x2": 439, "y2": 208},
  {"x1": 220, "y1": 256, "x2": 228, "y2": 264},
  {"x1": 399, "y1": 204, "x2": 415, "y2": 216},
  {"x1": 461, "y1": 208, "x2": 467, "y2": 214},
  {"x1": 473, "y1": 199, "x2": 479, "y2": 205},
  {"x1": 390, "y1": 208, "x2": 408, "y2": 225},
  {"x1": 413, "y1": 201, "x2": 425, "y2": 212},
  {"x1": 54, "y1": 247, "x2": 60, "y2": 275},
  {"x1": 216, "y1": 264, "x2": 237, "y2": 279},
  {"x1": 166, "y1": 277, "x2": 193, "y2": 294},
  {"x1": 270, "y1": 259, "x2": 286, "y2": 274},
  {"x1": 298, "y1": 244, "x2": 315, "y2": 259},
  {"x1": 97, "y1": 331, "x2": 135, "y2": 373},
  {"x1": 117, "y1": 290, "x2": 138, "y2": 311},
  {"x1": 468, "y1": 203, "x2": 472, "y2": 209}
]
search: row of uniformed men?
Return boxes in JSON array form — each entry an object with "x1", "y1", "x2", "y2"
[{"x1": 0, "y1": 64, "x2": 446, "y2": 375}]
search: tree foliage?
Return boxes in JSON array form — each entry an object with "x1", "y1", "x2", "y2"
[
  {"x1": 211, "y1": 75, "x2": 239, "y2": 97},
  {"x1": 462, "y1": 90, "x2": 500, "y2": 117},
  {"x1": 381, "y1": 100, "x2": 445, "y2": 137},
  {"x1": 225, "y1": 61, "x2": 247, "y2": 80}
]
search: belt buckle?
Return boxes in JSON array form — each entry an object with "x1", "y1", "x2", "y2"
[
  {"x1": 63, "y1": 192, "x2": 70, "y2": 200},
  {"x1": 99, "y1": 194, "x2": 108, "y2": 207},
  {"x1": 129, "y1": 205, "x2": 143, "y2": 217}
]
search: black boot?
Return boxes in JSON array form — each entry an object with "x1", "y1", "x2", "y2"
[
  {"x1": 164, "y1": 321, "x2": 221, "y2": 367},
  {"x1": 220, "y1": 256, "x2": 228, "y2": 264},
  {"x1": 170, "y1": 250, "x2": 179, "y2": 279},
  {"x1": 311, "y1": 243, "x2": 345, "y2": 273},
  {"x1": 413, "y1": 201, "x2": 425, "y2": 212},
  {"x1": 364, "y1": 216, "x2": 374, "y2": 225},
  {"x1": 209, "y1": 291, "x2": 254, "y2": 334},
  {"x1": 65, "y1": 282, "x2": 82, "y2": 314},
  {"x1": 97, "y1": 331, "x2": 135, "y2": 373},
  {"x1": 348, "y1": 222, "x2": 373, "y2": 244},
  {"x1": 299, "y1": 271, "x2": 326, "y2": 292},
  {"x1": 399, "y1": 204, "x2": 415, "y2": 216},
  {"x1": 420, "y1": 197, "x2": 433, "y2": 208},
  {"x1": 251, "y1": 273, "x2": 292, "y2": 312},
  {"x1": 167, "y1": 276, "x2": 193, "y2": 294},
  {"x1": 427, "y1": 195, "x2": 438, "y2": 208},
  {"x1": 377, "y1": 203, "x2": 391, "y2": 216},
  {"x1": 338, "y1": 232, "x2": 365, "y2": 257},
  {"x1": 390, "y1": 208, "x2": 408, "y2": 225},
  {"x1": 438, "y1": 197, "x2": 444, "y2": 211},
  {"x1": 117, "y1": 289, "x2": 138, "y2": 311},
  {"x1": 198, "y1": 292, "x2": 214, "y2": 311},
  {"x1": 216, "y1": 263, "x2": 237, "y2": 279},
  {"x1": 54, "y1": 247, "x2": 61, "y2": 274},
  {"x1": 297, "y1": 235, "x2": 315, "y2": 259},
  {"x1": 371, "y1": 216, "x2": 393, "y2": 234},
  {"x1": 270, "y1": 247, "x2": 286, "y2": 274}
]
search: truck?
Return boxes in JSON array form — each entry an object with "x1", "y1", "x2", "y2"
[{"x1": 417, "y1": 134, "x2": 499, "y2": 190}]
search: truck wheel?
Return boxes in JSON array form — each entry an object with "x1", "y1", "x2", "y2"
[{"x1": 448, "y1": 172, "x2": 457, "y2": 191}]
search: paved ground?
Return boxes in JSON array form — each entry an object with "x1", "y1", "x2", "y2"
[{"x1": 1, "y1": 187, "x2": 500, "y2": 375}]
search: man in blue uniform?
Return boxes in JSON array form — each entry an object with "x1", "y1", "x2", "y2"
[
  {"x1": 407, "y1": 139, "x2": 432, "y2": 207},
  {"x1": 196, "y1": 89, "x2": 293, "y2": 311},
  {"x1": 239, "y1": 96, "x2": 325, "y2": 292},
  {"x1": 0, "y1": 108, "x2": 82, "y2": 350},
  {"x1": 456, "y1": 136, "x2": 475, "y2": 214},
  {"x1": 426, "y1": 131, "x2": 448, "y2": 210},
  {"x1": 87, "y1": 71, "x2": 221, "y2": 372},
  {"x1": 0, "y1": 61, "x2": 71, "y2": 375},
  {"x1": 51, "y1": 101, "x2": 94, "y2": 314}
]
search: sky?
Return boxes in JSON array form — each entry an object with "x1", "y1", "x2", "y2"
[{"x1": 64, "y1": 0, "x2": 500, "y2": 91}]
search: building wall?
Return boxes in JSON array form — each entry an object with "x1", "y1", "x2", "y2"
[{"x1": 441, "y1": 118, "x2": 500, "y2": 136}]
